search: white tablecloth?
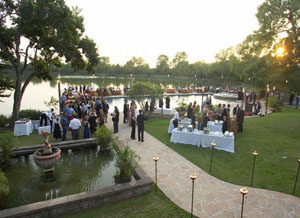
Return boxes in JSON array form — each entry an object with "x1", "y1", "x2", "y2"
[
  {"x1": 38, "y1": 126, "x2": 51, "y2": 134},
  {"x1": 153, "y1": 108, "x2": 174, "y2": 115},
  {"x1": 201, "y1": 132, "x2": 235, "y2": 153},
  {"x1": 14, "y1": 120, "x2": 34, "y2": 136},
  {"x1": 168, "y1": 119, "x2": 198, "y2": 133},
  {"x1": 207, "y1": 121, "x2": 223, "y2": 133},
  {"x1": 170, "y1": 128, "x2": 202, "y2": 147},
  {"x1": 170, "y1": 129, "x2": 235, "y2": 153}
]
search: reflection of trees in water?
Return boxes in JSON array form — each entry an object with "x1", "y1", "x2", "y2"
[{"x1": 3, "y1": 149, "x2": 114, "y2": 209}]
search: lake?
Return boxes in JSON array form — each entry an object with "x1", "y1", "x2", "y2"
[{"x1": 0, "y1": 75, "x2": 240, "y2": 116}]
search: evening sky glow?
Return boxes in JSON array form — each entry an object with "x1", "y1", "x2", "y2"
[{"x1": 66, "y1": 0, "x2": 265, "y2": 67}]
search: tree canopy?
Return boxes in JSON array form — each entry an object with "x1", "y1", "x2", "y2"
[{"x1": 0, "y1": 0, "x2": 99, "y2": 122}]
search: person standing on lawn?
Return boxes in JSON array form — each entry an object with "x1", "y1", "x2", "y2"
[{"x1": 137, "y1": 110, "x2": 145, "y2": 142}]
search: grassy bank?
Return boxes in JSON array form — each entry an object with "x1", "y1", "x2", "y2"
[
  {"x1": 145, "y1": 107, "x2": 300, "y2": 197},
  {"x1": 63, "y1": 185, "x2": 191, "y2": 218}
]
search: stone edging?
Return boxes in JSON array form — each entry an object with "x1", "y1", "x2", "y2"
[{"x1": 0, "y1": 164, "x2": 152, "y2": 218}]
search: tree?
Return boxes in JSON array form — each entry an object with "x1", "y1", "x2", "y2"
[
  {"x1": 156, "y1": 54, "x2": 170, "y2": 75},
  {"x1": 128, "y1": 82, "x2": 163, "y2": 110},
  {"x1": 171, "y1": 52, "x2": 190, "y2": 76},
  {"x1": 0, "y1": 63, "x2": 14, "y2": 102},
  {"x1": 0, "y1": 0, "x2": 99, "y2": 124}
]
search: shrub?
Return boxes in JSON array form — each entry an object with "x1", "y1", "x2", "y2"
[
  {"x1": 19, "y1": 109, "x2": 41, "y2": 120},
  {"x1": 0, "y1": 115, "x2": 11, "y2": 128},
  {"x1": 0, "y1": 132, "x2": 16, "y2": 165},
  {"x1": 268, "y1": 96, "x2": 281, "y2": 112},
  {"x1": 0, "y1": 170, "x2": 10, "y2": 208},
  {"x1": 175, "y1": 99, "x2": 187, "y2": 115},
  {"x1": 96, "y1": 125, "x2": 113, "y2": 150},
  {"x1": 110, "y1": 139, "x2": 140, "y2": 183}
]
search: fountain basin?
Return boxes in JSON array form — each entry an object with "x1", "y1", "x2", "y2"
[{"x1": 33, "y1": 147, "x2": 61, "y2": 169}]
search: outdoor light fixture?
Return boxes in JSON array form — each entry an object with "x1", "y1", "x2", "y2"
[
  {"x1": 266, "y1": 84, "x2": 270, "y2": 114},
  {"x1": 190, "y1": 173, "x2": 197, "y2": 218},
  {"x1": 292, "y1": 156, "x2": 300, "y2": 195},
  {"x1": 209, "y1": 140, "x2": 216, "y2": 172},
  {"x1": 57, "y1": 73, "x2": 61, "y2": 113},
  {"x1": 153, "y1": 156, "x2": 159, "y2": 191},
  {"x1": 251, "y1": 151, "x2": 259, "y2": 186},
  {"x1": 273, "y1": 86, "x2": 276, "y2": 91},
  {"x1": 240, "y1": 187, "x2": 248, "y2": 218},
  {"x1": 286, "y1": 80, "x2": 288, "y2": 84}
]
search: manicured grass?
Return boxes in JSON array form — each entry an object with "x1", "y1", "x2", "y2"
[
  {"x1": 145, "y1": 106, "x2": 300, "y2": 197},
  {"x1": 63, "y1": 185, "x2": 191, "y2": 218},
  {"x1": 9, "y1": 128, "x2": 85, "y2": 148}
]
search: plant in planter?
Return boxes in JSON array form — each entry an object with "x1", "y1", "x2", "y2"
[
  {"x1": 0, "y1": 170, "x2": 9, "y2": 208},
  {"x1": 110, "y1": 138, "x2": 140, "y2": 183},
  {"x1": 268, "y1": 96, "x2": 282, "y2": 112},
  {"x1": 0, "y1": 132, "x2": 16, "y2": 166},
  {"x1": 175, "y1": 99, "x2": 187, "y2": 117},
  {"x1": 96, "y1": 125, "x2": 113, "y2": 150}
]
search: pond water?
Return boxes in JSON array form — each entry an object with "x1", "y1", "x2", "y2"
[
  {"x1": 0, "y1": 75, "x2": 240, "y2": 116},
  {"x1": 2, "y1": 148, "x2": 122, "y2": 209}
]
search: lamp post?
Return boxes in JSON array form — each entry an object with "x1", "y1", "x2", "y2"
[
  {"x1": 240, "y1": 187, "x2": 248, "y2": 218},
  {"x1": 241, "y1": 87, "x2": 245, "y2": 110},
  {"x1": 292, "y1": 156, "x2": 300, "y2": 195},
  {"x1": 194, "y1": 75, "x2": 197, "y2": 91},
  {"x1": 190, "y1": 173, "x2": 197, "y2": 218},
  {"x1": 265, "y1": 84, "x2": 270, "y2": 114},
  {"x1": 57, "y1": 73, "x2": 61, "y2": 113},
  {"x1": 153, "y1": 156, "x2": 159, "y2": 191},
  {"x1": 209, "y1": 140, "x2": 216, "y2": 172},
  {"x1": 92, "y1": 73, "x2": 95, "y2": 90},
  {"x1": 286, "y1": 80, "x2": 288, "y2": 84},
  {"x1": 250, "y1": 151, "x2": 259, "y2": 186}
]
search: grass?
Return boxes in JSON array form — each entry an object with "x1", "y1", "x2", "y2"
[
  {"x1": 9, "y1": 128, "x2": 85, "y2": 148},
  {"x1": 63, "y1": 185, "x2": 191, "y2": 218},
  {"x1": 145, "y1": 106, "x2": 300, "y2": 197}
]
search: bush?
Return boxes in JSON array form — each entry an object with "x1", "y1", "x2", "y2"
[
  {"x1": 268, "y1": 96, "x2": 281, "y2": 112},
  {"x1": 110, "y1": 139, "x2": 140, "y2": 183},
  {"x1": 19, "y1": 109, "x2": 41, "y2": 120},
  {"x1": 0, "y1": 170, "x2": 10, "y2": 208},
  {"x1": 0, "y1": 115, "x2": 11, "y2": 128},
  {"x1": 96, "y1": 125, "x2": 113, "y2": 150},
  {"x1": 0, "y1": 132, "x2": 16, "y2": 165},
  {"x1": 175, "y1": 99, "x2": 187, "y2": 115}
]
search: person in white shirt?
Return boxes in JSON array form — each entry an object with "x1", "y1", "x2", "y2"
[
  {"x1": 69, "y1": 114, "x2": 81, "y2": 140},
  {"x1": 47, "y1": 108, "x2": 54, "y2": 132},
  {"x1": 173, "y1": 110, "x2": 180, "y2": 128}
]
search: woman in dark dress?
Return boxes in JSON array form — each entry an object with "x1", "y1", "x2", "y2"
[
  {"x1": 88, "y1": 112, "x2": 97, "y2": 137},
  {"x1": 53, "y1": 117, "x2": 62, "y2": 141},
  {"x1": 83, "y1": 115, "x2": 90, "y2": 139},
  {"x1": 222, "y1": 116, "x2": 228, "y2": 134},
  {"x1": 131, "y1": 111, "x2": 136, "y2": 139}
]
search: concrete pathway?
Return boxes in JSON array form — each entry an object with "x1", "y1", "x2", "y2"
[{"x1": 107, "y1": 116, "x2": 300, "y2": 218}]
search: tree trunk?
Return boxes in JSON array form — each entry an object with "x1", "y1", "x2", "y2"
[{"x1": 11, "y1": 73, "x2": 22, "y2": 128}]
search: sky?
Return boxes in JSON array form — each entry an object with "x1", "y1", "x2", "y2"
[{"x1": 65, "y1": 0, "x2": 265, "y2": 67}]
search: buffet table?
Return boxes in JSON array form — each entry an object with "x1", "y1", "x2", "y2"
[
  {"x1": 168, "y1": 119, "x2": 198, "y2": 133},
  {"x1": 14, "y1": 120, "x2": 34, "y2": 136},
  {"x1": 170, "y1": 128, "x2": 202, "y2": 147},
  {"x1": 170, "y1": 128, "x2": 234, "y2": 153},
  {"x1": 153, "y1": 108, "x2": 174, "y2": 115},
  {"x1": 207, "y1": 121, "x2": 223, "y2": 133}
]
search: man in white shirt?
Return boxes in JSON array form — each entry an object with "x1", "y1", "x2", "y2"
[
  {"x1": 69, "y1": 114, "x2": 81, "y2": 140},
  {"x1": 173, "y1": 110, "x2": 179, "y2": 128},
  {"x1": 47, "y1": 108, "x2": 54, "y2": 132}
]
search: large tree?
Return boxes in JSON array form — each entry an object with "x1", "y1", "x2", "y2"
[
  {"x1": 0, "y1": 63, "x2": 14, "y2": 102},
  {"x1": 0, "y1": 0, "x2": 99, "y2": 123},
  {"x1": 156, "y1": 54, "x2": 170, "y2": 75}
]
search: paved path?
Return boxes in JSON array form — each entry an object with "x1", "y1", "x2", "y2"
[{"x1": 107, "y1": 116, "x2": 300, "y2": 218}]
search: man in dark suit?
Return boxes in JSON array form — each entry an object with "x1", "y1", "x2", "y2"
[
  {"x1": 165, "y1": 96, "x2": 170, "y2": 108},
  {"x1": 237, "y1": 108, "x2": 244, "y2": 132},
  {"x1": 123, "y1": 100, "x2": 128, "y2": 123},
  {"x1": 137, "y1": 110, "x2": 145, "y2": 142},
  {"x1": 113, "y1": 106, "x2": 119, "y2": 133}
]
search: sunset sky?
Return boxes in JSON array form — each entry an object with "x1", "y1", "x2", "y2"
[{"x1": 65, "y1": 0, "x2": 265, "y2": 67}]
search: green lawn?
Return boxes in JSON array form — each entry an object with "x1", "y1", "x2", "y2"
[
  {"x1": 63, "y1": 185, "x2": 191, "y2": 218},
  {"x1": 11, "y1": 128, "x2": 85, "y2": 147},
  {"x1": 145, "y1": 106, "x2": 300, "y2": 197}
]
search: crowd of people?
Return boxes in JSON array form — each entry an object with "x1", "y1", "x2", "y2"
[
  {"x1": 40, "y1": 85, "x2": 146, "y2": 142},
  {"x1": 173, "y1": 97, "x2": 245, "y2": 136}
]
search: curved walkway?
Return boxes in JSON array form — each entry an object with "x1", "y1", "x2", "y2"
[{"x1": 107, "y1": 117, "x2": 300, "y2": 218}]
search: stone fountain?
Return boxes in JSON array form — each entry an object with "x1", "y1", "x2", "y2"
[{"x1": 33, "y1": 130, "x2": 61, "y2": 179}]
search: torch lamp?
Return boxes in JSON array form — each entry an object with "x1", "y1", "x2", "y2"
[
  {"x1": 190, "y1": 173, "x2": 197, "y2": 218},
  {"x1": 292, "y1": 156, "x2": 300, "y2": 195},
  {"x1": 240, "y1": 187, "x2": 248, "y2": 218},
  {"x1": 209, "y1": 140, "x2": 216, "y2": 173},
  {"x1": 57, "y1": 73, "x2": 61, "y2": 113},
  {"x1": 250, "y1": 151, "x2": 259, "y2": 186},
  {"x1": 153, "y1": 156, "x2": 159, "y2": 191}
]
